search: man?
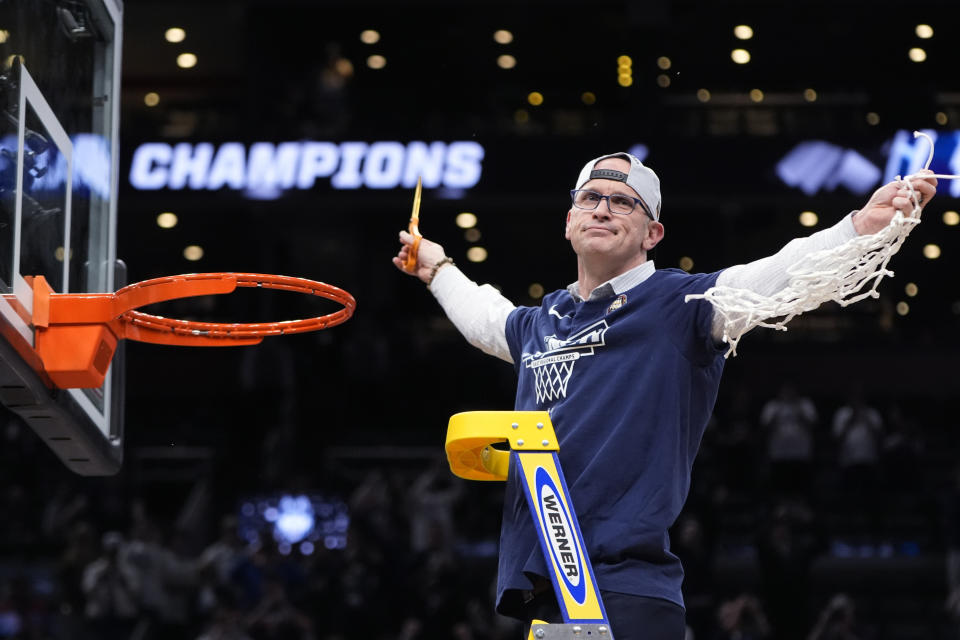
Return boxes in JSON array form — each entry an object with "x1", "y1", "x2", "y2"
[{"x1": 392, "y1": 152, "x2": 936, "y2": 639}]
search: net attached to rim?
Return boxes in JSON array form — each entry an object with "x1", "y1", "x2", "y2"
[{"x1": 685, "y1": 131, "x2": 959, "y2": 357}]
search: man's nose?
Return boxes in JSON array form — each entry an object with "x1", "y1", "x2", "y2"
[{"x1": 592, "y1": 200, "x2": 612, "y2": 219}]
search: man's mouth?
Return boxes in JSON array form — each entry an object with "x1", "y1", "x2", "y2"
[{"x1": 583, "y1": 225, "x2": 615, "y2": 234}]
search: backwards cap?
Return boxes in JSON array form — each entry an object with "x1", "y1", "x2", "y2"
[{"x1": 574, "y1": 152, "x2": 661, "y2": 221}]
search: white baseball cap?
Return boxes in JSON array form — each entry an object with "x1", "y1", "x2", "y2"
[{"x1": 574, "y1": 152, "x2": 661, "y2": 221}]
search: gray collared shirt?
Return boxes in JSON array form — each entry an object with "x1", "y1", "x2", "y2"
[{"x1": 565, "y1": 261, "x2": 656, "y2": 302}]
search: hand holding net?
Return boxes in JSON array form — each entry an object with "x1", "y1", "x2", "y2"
[{"x1": 686, "y1": 131, "x2": 959, "y2": 357}]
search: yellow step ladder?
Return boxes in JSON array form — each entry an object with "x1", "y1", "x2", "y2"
[{"x1": 446, "y1": 411, "x2": 615, "y2": 640}]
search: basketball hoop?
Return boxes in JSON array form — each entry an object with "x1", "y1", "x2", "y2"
[{"x1": 29, "y1": 272, "x2": 355, "y2": 389}]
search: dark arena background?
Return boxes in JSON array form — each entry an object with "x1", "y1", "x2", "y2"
[{"x1": 4, "y1": 1, "x2": 960, "y2": 639}]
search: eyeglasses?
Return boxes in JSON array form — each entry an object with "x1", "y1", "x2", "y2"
[{"x1": 570, "y1": 189, "x2": 654, "y2": 219}]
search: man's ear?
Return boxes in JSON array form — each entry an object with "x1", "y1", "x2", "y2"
[
  {"x1": 564, "y1": 210, "x2": 573, "y2": 240},
  {"x1": 643, "y1": 221, "x2": 665, "y2": 251}
]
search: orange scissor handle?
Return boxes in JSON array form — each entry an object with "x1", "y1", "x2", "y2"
[
  {"x1": 402, "y1": 176, "x2": 423, "y2": 273},
  {"x1": 404, "y1": 226, "x2": 422, "y2": 273}
]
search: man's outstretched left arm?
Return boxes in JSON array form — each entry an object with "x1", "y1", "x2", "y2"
[{"x1": 711, "y1": 171, "x2": 938, "y2": 341}]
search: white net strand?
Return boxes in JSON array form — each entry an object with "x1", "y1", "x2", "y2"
[{"x1": 685, "y1": 130, "x2": 960, "y2": 358}]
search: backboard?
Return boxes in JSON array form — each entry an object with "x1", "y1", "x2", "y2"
[{"x1": 0, "y1": 0, "x2": 124, "y2": 474}]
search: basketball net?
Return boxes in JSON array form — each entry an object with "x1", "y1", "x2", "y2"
[{"x1": 686, "y1": 131, "x2": 960, "y2": 357}]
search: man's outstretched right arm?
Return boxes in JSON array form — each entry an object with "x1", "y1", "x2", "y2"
[{"x1": 394, "y1": 230, "x2": 515, "y2": 364}]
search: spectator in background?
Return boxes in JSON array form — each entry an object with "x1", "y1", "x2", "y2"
[
  {"x1": 197, "y1": 515, "x2": 247, "y2": 617},
  {"x1": 757, "y1": 501, "x2": 820, "y2": 640},
  {"x1": 881, "y1": 402, "x2": 924, "y2": 492},
  {"x1": 56, "y1": 520, "x2": 100, "y2": 636},
  {"x1": 712, "y1": 594, "x2": 771, "y2": 640},
  {"x1": 450, "y1": 621, "x2": 476, "y2": 640},
  {"x1": 194, "y1": 587, "x2": 253, "y2": 640},
  {"x1": 832, "y1": 387, "x2": 884, "y2": 492},
  {"x1": 124, "y1": 514, "x2": 198, "y2": 640},
  {"x1": 807, "y1": 593, "x2": 870, "y2": 640},
  {"x1": 760, "y1": 382, "x2": 818, "y2": 502},
  {"x1": 408, "y1": 457, "x2": 464, "y2": 557},
  {"x1": 244, "y1": 573, "x2": 315, "y2": 640},
  {"x1": 41, "y1": 481, "x2": 90, "y2": 545},
  {"x1": 81, "y1": 531, "x2": 140, "y2": 640},
  {"x1": 349, "y1": 469, "x2": 403, "y2": 550},
  {"x1": 831, "y1": 387, "x2": 884, "y2": 536}
]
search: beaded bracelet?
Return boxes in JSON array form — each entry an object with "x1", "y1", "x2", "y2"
[{"x1": 427, "y1": 257, "x2": 455, "y2": 286}]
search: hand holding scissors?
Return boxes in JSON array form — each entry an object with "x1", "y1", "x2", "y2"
[
  {"x1": 393, "y1": 178, "x2": 453, "y2": 284},
  {"x1": 402, "y1": 176, "x2": 423, "y2": 273}
]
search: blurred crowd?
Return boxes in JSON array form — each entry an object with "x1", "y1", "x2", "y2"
[{"x1": 1, "y1": 379, "x2": 959, "y2": 640}]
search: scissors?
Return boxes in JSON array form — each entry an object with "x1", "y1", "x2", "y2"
[{"x1": 403, "y1": 176, "x2": 423, "y2": 273}]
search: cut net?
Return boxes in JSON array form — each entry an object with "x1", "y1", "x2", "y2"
[
  {"x1": 530, "y1": 359, "x2": 576, "y2": 403},
  {"x1": 685, "y1": 131, "x2": 960, "y2": 357}
]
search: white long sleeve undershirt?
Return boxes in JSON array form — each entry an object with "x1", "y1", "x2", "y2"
[{"x1": 428, "y1": 213, "x2": 859, "y2": 365}]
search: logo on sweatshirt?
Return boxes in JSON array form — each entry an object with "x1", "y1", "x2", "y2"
[
  {"x1": 521, "y1": 320, "x2": 608, "y2": 404},
  {"x1": 606, "y1": 294, "x2": 627, "y2": 315}
]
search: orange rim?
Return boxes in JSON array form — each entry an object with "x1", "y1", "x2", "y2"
[
  {"x1": 28, "y1": 272, "x2": 355, "y2": 388},
  {"x1": 119, "y1": 273, "x2": 356, "y2": 340}
]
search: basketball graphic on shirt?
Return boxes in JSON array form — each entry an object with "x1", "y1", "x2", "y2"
[{"x1": 521, "y1": 320, "x2": 608, "y2": 404}]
